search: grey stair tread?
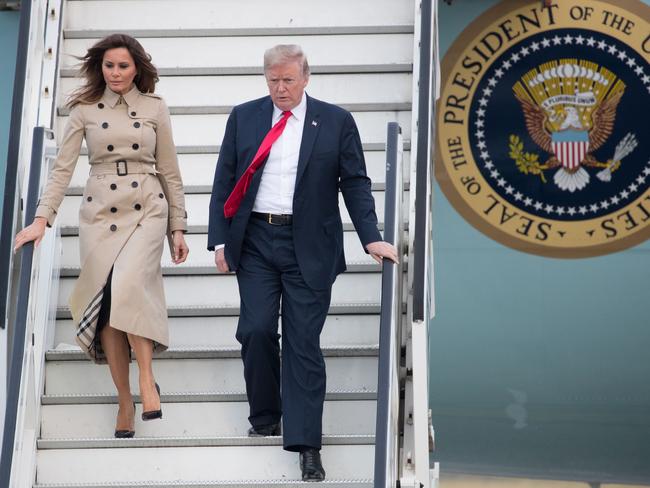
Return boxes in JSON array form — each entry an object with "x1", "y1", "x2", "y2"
[
  {"x1": 64, "y1": 182, "x2": 406, "y2": 196},
  {"x1": 58, "y1": 263, "x2": 385, "y2": 277},
  {"x1": 58, "y1": 102, "x2": 412, "y2": 116},
  {"x1": 46, "y1": 345, "x2": 379, "y2": 361},
  {"x1": 37, "y1": 434, "x2": 375, "y2": 449},
  {"x1": 73, "y1": 142, "x2": 410, "y2": 155},
  {"x1": 42, "y1": 389, "x2": 377, "y2": 404},
  {"x1": 60, "y1": 223, "x2": 388, "y2": 236},
  {"x1": 56, "y1": 303, "x2": 387, "y2": 319},
  {"x1": 60, "y1": 64, "x2": 413, "y2": 78},
  {"x1": 35, "y1": 480, "x2": 372, "y2": 488},
  {"x1": 55, "y1": 303, "x2": 383, "y2": 319},
  {"x1": 64, "y1": 24, "x2": 414, "y2": 38}
]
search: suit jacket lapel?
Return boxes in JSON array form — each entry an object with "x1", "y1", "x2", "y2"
[{"x1": 295, "y1": 95, "x2": 320, "y2": 189}]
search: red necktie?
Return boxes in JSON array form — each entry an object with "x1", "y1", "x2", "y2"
[{"x1": 223, "y1": 110, "x2": 293, "y2": 218}]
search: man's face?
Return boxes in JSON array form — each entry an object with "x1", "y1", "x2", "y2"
[{"x1": 265, "y1": 61, "x2": 309, "y2": 112}]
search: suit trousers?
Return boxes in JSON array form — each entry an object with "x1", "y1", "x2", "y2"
[{"x1": 235, "y1": 217, "x2": 331, "y2": 451}]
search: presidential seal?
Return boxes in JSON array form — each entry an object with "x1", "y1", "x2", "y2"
[{"x1": 436, "y1": 0, "x2": 650, "y2": 257}]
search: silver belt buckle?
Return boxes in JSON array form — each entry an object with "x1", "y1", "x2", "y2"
[
  {"x1": 116, "y1": 160, "x2": 128, "y2": 176},
  {"x1": 268, "y1": 213, "x2": 273, "y2": 224}
]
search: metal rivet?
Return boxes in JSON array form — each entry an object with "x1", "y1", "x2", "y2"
[
  {"x1": 98, "y1": 103, "x2": 104, "y2": 109},
  {"x1": 110, "y1": 207, "x2": 117, "y2": 213},
  {"x1": 110, "y1": 224, "x2": 117, "y2": 231},
  {"x1": 131, "y1": 181, "x2": 138, "y2": 188},
  {"x1": 132, "y1": 143, "x2": 139, "y2": 150},
  {"x1": 131, "y1": 111, "x2": 136, "y2": 116},
  {"x1": 134, "y1": 203, "x2": 141, "y2": 211},
  {"x1": 133, "y1": 122, "x2": 141, "y2": 128},
  {"x1": 86, "y1": 196, "x2": 92, "y2": 202},
  {"x1": 110, "y1": 183, "x2": 117, "y2": 190},
  {"x1": 159, "y1": 193, "x2": 164, "y2": 199},
  {"x1": 102, "y1": 122, "x2": 108, "y2": 129},
  {"x1": 107, "y1": 144, "x2": 114, "y2": 151}
]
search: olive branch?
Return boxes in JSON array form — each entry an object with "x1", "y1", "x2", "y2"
[{"x1": 509, "y1": 135, "x2": 549, "y2": 183}]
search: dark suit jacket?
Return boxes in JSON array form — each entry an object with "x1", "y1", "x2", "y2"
[{"x1": 208, "y1": 94, "x2": 382, "y2": 290}]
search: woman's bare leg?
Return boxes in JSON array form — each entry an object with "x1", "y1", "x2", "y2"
[
  {"x1": 127, "y1": 333, "x2": 160, "y2": 414},
  {"x1": 100, "y1": 324, "x2": 135, "y2": 431}
]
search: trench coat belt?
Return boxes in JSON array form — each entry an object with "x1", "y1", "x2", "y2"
[{"x1": 89, "y1": 161, "x2": 157, "y2": 176}]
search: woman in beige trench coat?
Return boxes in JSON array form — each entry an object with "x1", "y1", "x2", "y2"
[{"x1": 14, "y1": 34, "x2": 189, "y2": 437}]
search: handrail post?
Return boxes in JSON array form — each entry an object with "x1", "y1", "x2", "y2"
[{"x1": 374, "y1": 122, "x2": 405, "y2": 488}]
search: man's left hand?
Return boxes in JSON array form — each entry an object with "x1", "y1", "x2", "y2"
[{"x1": 366, "y1": 241, "x2": 399, "y2": 265}]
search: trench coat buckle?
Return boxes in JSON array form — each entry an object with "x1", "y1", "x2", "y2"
[{"x1": 116, "y1": 160, "x2": 128, "y2": 176}]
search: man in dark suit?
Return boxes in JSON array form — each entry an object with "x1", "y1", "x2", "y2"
[{"x1": 208, "y1": 44, "x2": 398, "y2": 481}]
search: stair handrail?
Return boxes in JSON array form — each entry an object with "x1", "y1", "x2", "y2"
[
  {"x1": 373, "y1": 122, "x2": 405, "y2": 488},
  {"x1": 0, "y1": 127, "x2": 59, "y2": 488},
  {"x1": 400, "y1": 0, "x2": 438, "y2": 486}
]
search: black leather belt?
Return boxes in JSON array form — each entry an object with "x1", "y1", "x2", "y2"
[{"x1": 251, "y1": 212, "x2": 293, "y2": 225}]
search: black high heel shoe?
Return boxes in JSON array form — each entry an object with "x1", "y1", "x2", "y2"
[
  {"x1": 141, "y1": 382, "x2": 163, "y2": 421},
  {"x1": 114, "y1": 402, "x2": 136, "y2": 438}
]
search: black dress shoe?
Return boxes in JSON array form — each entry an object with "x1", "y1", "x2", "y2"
[
  {"x1": 247, "y1": 422, "x2": 281, "y2": 437},
  {"x1": 114, "y1": 402, "x2": 136, "y2": 438},
  {"x1": 300, "y1": 448, "x2": 326, "y2": 482},
  {"x1": 141, "y1": 383, "x2": 163, "y2": 421}
]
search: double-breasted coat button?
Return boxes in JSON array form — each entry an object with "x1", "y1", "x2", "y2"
[
  {"x1": 87, "y1": 196, "x2": 92, "y2": 202},
  {"x1": 102, "y1": 122, "x2": 109, "y2": 129},
  {"x1": 130, "y1": 111, "x2": 136, "y2": 116},
  {"x1": 110, "y1": 207, "x2": 117, "y2": 213},
  {"x1": 133, "y1": 122, "x2": 141, "y2": 128},
  {"x1": 110, "y1": 224, "x2": 117, "y2": 231},
  {"x1": 132, "y1": 143, "x2": 139, "y2": 150},
  {"x1": 159, "y1": 193, "x2": 164, "y2": 199},
  {"x1": 131, "y1": 181, "x2": 138, "y2": 188},
  {"x1": 110, "y1": 183, "x2": 117, "y2": 190},
  {"x1": 134, "y1": 203, "x2": 142, "y2": 210},
  {"x1": 98, "y1": 103, "x2": 104, "y2": 109},
  {"x1": 107, "y1": 144, "x2": 114, "y2": 151}
]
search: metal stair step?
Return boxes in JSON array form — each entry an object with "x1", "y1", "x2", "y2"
[
  {"x1": 60, "y1": 34, "x2": 412, "y2": 72},
  {"x1": 36, "y1": 444, "x2": 374, "y2": 484},
  {"x1": 38, "y1": 434, "x2": 374, "y2": 449},
  {"x1": 57, "y1": 273, "x2": 390, "y2": 310},
  {"x1": 55, "y1": 111, "x2": 412, "y2": 148},
  {"x1": 45, "y1": 356, "x2": 378, "y2": 395},
  {"x1": 35, "y1": 480, "x2": 373, "y2": 488},
  {"x1": 63, "y1": 0, "x2": 413, "y2": 31},
  {"x1": 56, "y1": 302, "x2": 384, "y2": 320},
  {"x1": 40, "y1": 400, "x2": 376, "y2": 438},
  {"x1": 65, "y1": 151, "x2": 411, "y2": 192},
  {"x1": 59, "y1": 222, "x2": 389, "y2": 236},
  {"x1": 58, "y1": 263, "x2": 383, "y2": 277},
  {"x1": 60, "y1": 64, "x2": 412, "y2": 78},
  {"x1": 45, "y1": 345, "x2": 379, "y2": 361},
  {"x1": 59, "y1": 231, "x2": 385, "y2": 270},
  {"x1": 67, "y1": 142, "x2": 408, "y2": 155},
  {"x1": 42, "y1": 389, "x2": 377, "y2": 405},
  {"x1": 54, "y1": 314, "x2": 382, "y2": 349},
  {"x1": 56, "y1": 191, "x2": 396, "y2": 229},
  {"x1": 58, "y1": 73, "x2": 412, "y2": 112},
  {"x1": 64, "y1": 24, "x2": 414, "y2": 39}
]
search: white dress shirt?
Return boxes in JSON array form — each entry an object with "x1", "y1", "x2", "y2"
[
  {"x1": 214, "y1": 94, "x2": 307, "y2": 251},
  {"x1": 253, "y1": 93, "x2": 307, "y2": 214}
]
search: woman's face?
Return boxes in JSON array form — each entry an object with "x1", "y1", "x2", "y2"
[{"x1": 102, "y1": 47, "x2": 137, "y2": 95}]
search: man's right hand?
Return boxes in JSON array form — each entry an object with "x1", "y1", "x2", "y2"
[{"x1": 214, "y1": 247, "x2": 231, "y2": 273}]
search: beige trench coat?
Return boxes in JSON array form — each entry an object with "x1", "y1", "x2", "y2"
[{"x1": 36, "y1": 85, "x2": 187, "y2": 362}]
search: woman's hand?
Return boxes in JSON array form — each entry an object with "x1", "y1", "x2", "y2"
[
  {"x1": 14, "y1": 217, "x2": 48, "y2": 252},
  {"x1": 171, "y1": 230, "x2": 189, "y2": 264}
]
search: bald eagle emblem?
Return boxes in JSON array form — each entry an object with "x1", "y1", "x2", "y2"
[{"x1": 510, "y1": 59, "x2": 638, "y2": 192}]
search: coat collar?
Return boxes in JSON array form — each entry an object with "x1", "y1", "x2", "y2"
[{"x1": 102, "y1": 84, "x2": 140, "y2": 109}]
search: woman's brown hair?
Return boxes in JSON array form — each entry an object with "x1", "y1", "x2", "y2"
[{"x1": 67, "y1": 34, "x2": 158, "y2": 107}]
